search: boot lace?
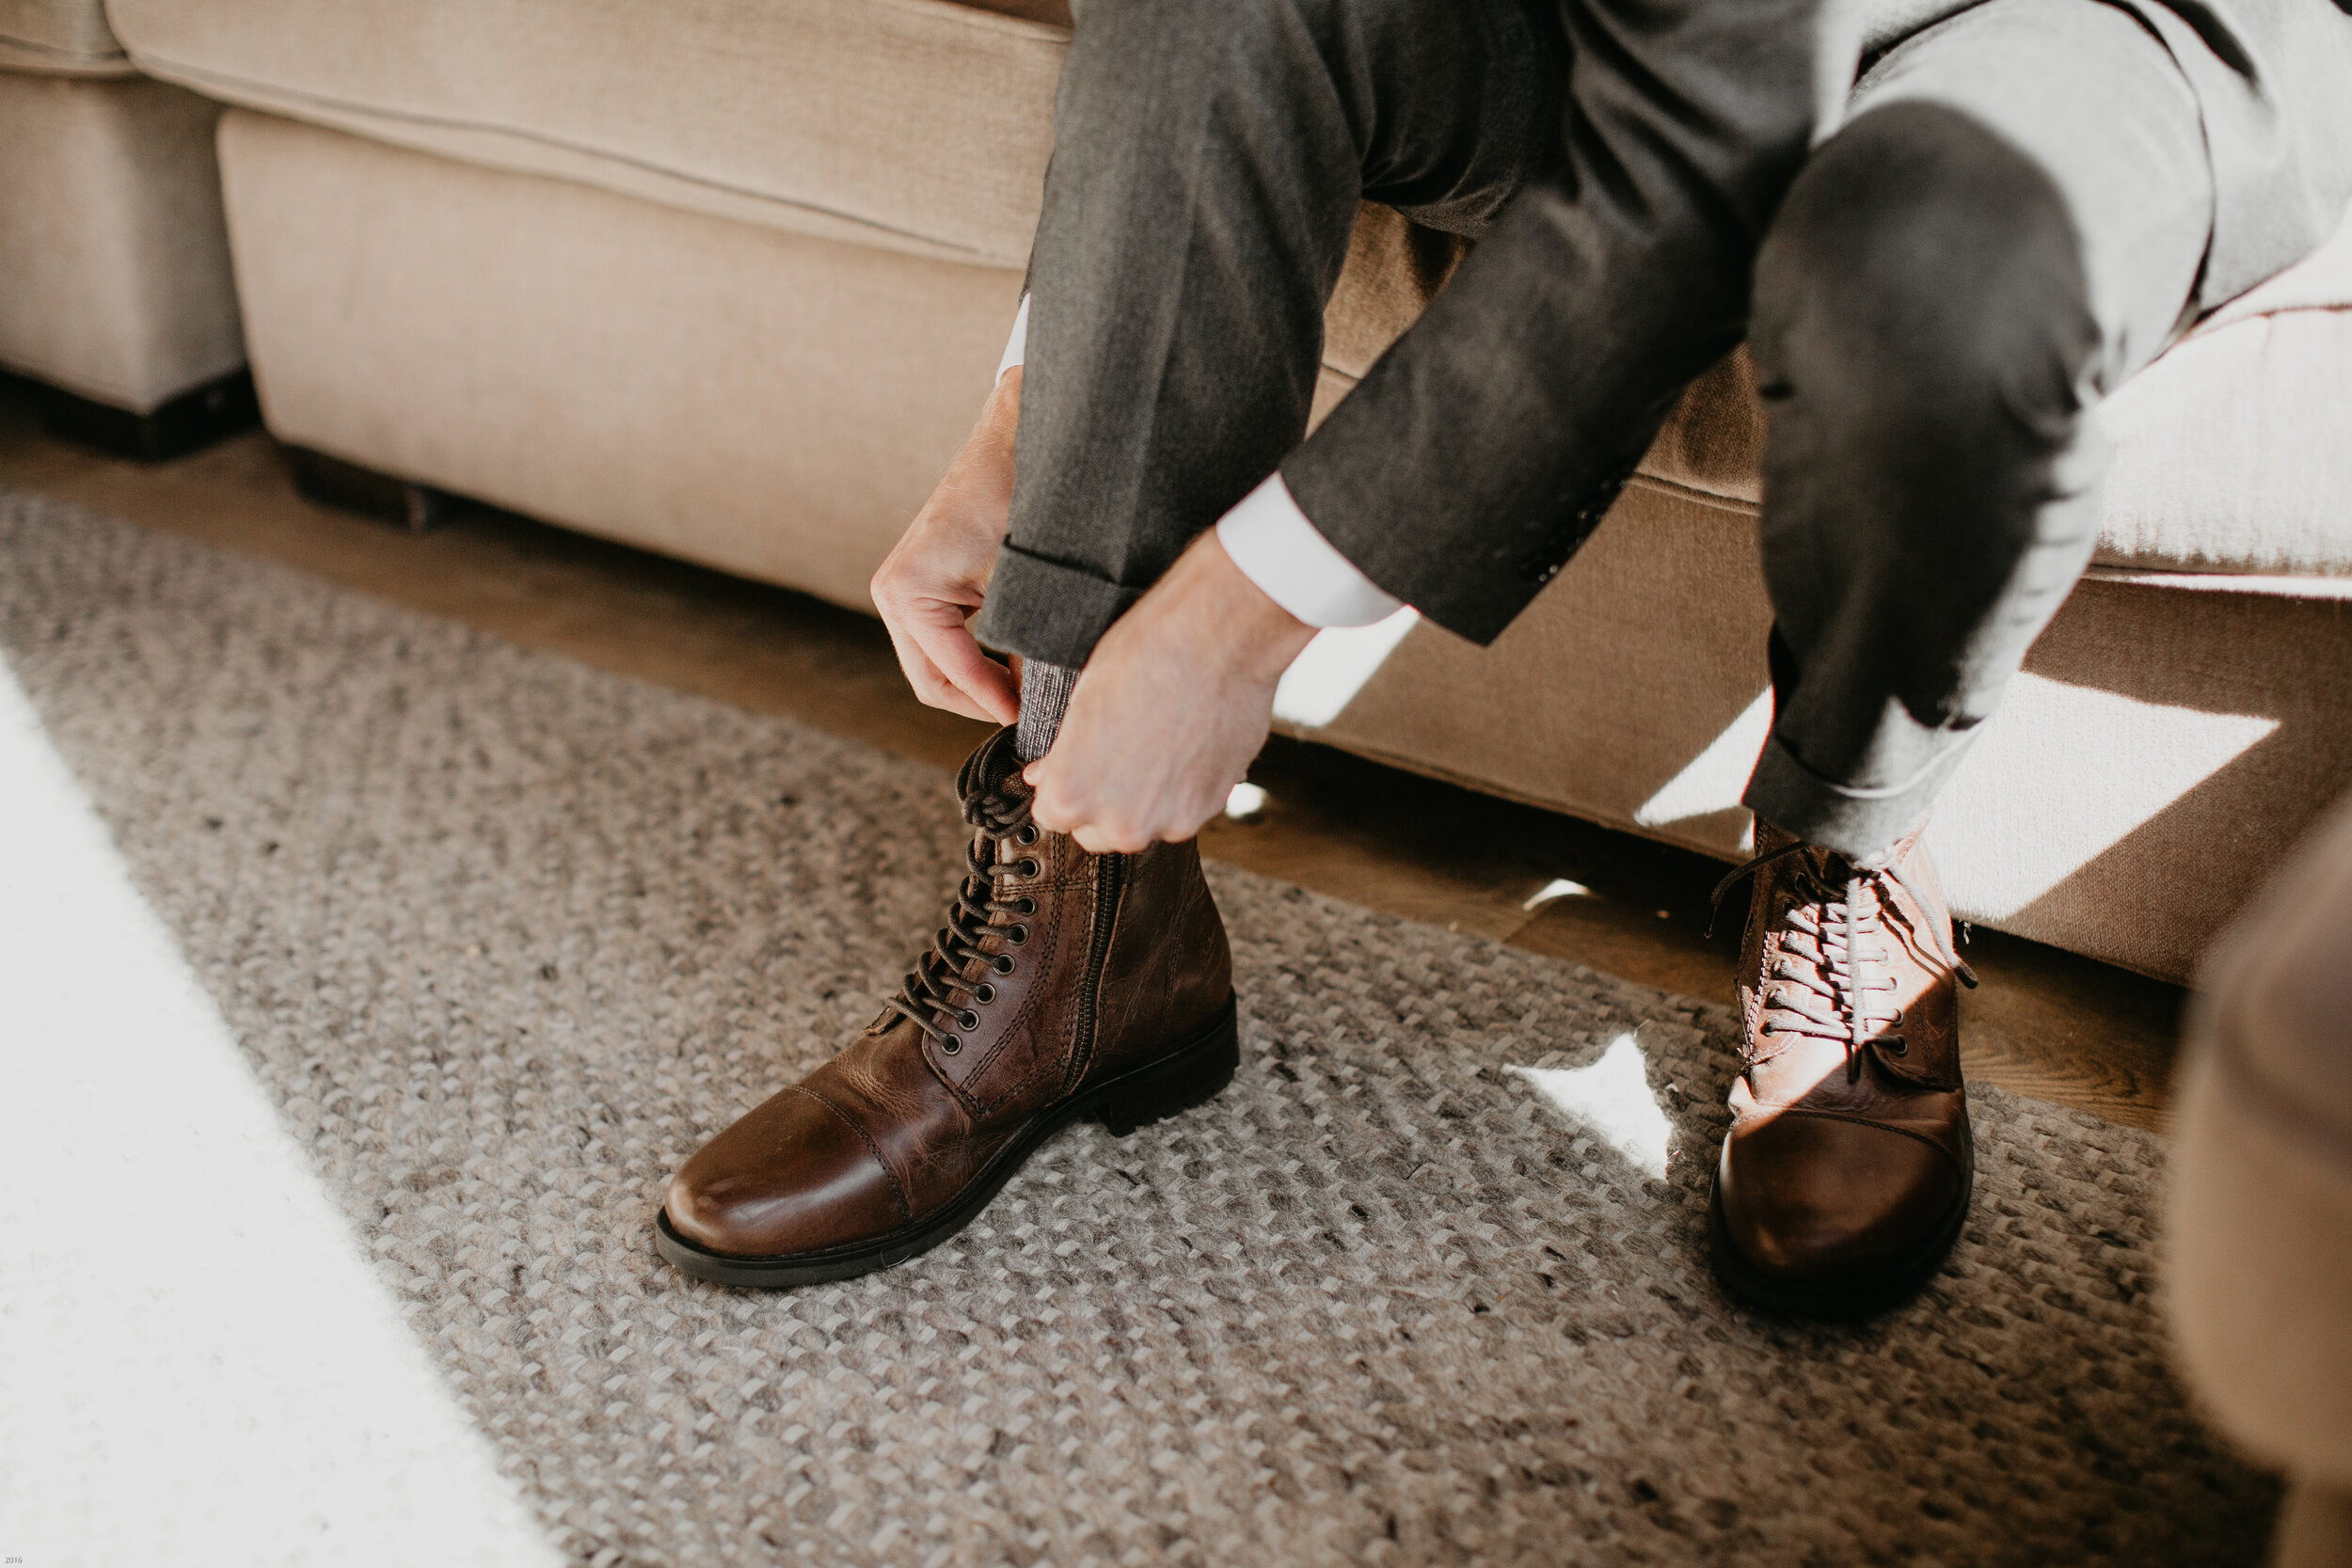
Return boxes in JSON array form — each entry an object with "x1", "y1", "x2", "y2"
[
  {"x1": 882, "y1": 786, "x2": 1041, "y2": 1054},
  {"x1": 1709, "y1": 841, "x2": 1978, "y2": 1083}
]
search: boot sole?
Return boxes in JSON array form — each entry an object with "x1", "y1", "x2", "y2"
[
  {"x1": 653, "y1": 997, "x2": 1240, "y2": 1289},
  {"x1": 1706, "y1": 1164, "x2": 1973, "y2": 1322}
]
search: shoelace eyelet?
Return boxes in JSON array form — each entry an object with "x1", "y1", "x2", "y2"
[
  {"x1": 973, "y1": 983, "x2": 995, "y2": 1005},
  {"x1": 1015, "y1": 896, "x2": 1038, "y2": 915},
  {"x1": 992, "y1": 953, "x2": 1016, "y2": 974},
  {"x1": 940, "y1": 1038, "x2": 961, "y2": 1055},
  {"x1": 958, "y1": 1009, "x2": 980, "y2": 1031},
  {"x1": 1016, "y1": 824, "x2": 1040, "y2": 846},
  {"x1": 1016, "y1": 857, "x2": 1041, "y2": 879},
  {"x1": 1007, "y1": 924, "x2": 1029, "y2": 945}
]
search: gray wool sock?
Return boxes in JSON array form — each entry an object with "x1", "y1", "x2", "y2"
[{"x1": 1014, "y1": 660, "x2": 1079, "y2": 764}]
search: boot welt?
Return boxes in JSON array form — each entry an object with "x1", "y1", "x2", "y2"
[
  {"x1": 1704, "y1": 1164, "x2": 1973, "y2": 1322},
  {"x1": 653, "y1": 997, "x2": 1240, "y2": 1290}
]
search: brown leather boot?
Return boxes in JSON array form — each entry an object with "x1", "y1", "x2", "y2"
[
  {"x1": 1708, "y1": 820, "x2": 1978, "y2": 1318},
  {"x1": 655, "y1": 726, "x2": 1237, "y2": 1287}
]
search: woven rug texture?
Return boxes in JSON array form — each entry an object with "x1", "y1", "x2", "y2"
[{"x1": 0, "y1": 491, "x2": 2269, "y2": 1566}]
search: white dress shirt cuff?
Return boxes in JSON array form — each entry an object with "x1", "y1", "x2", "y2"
[
  {"x1": 996, "y1": 294, "x2": 1030, "y2": 383},
  {"x1": 1215, "y1": 473, "x2": 1404, "y2": 629}
]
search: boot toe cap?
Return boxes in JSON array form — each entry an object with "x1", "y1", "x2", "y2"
[
  {"x1": 664, "y1": 1086, "x2": 911, "y2": 1259},
  {"x1": 1718, "y1": 1109, "x2": 1966, "y2": 1282}
]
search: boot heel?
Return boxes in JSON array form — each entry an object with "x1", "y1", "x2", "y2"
[{"x1": 1098, "y1": 1002, "x2": 1239, "y2": 1137}]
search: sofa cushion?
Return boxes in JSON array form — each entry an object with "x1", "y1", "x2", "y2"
[
  {"x1": 0, "y1": 0, "x2": 132, "y2": 75},
  {"x1": 106, "y1": 0, "x2": 1066, "y2": 268},
  {"x1": 2094, "y1": 214, "x2": 2352, "y2": 578}
]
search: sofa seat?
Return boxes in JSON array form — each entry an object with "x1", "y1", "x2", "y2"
[
  {"x1": 107, "y1": 0, "x2": 1069, "y2": 270},
  {"x1": 0, "y1": 0, "x2": 132, "y2": 76},
  {"x1": 214, "y1": 111, "x2": 1027, "y2": 617}
]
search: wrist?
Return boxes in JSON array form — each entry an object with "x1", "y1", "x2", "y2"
[
  {"x1": 929, "y1": 369, "x2": 1019, "y2": 542},
  {"x1": 978, "y1": 366, "x2": 1021, "y2": 461},
  {"x1": 1182, "y1": 531, "x2": 1316, "y2": 683}
]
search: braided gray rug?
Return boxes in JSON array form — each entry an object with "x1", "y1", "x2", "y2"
[{"x1": 0, "y1": 489, "x2": 2268, "y2": 1566}]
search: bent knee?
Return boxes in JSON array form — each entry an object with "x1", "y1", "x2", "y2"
[{"x1": 1754, "y1": 101, "x2": 2098, "y2": 438}]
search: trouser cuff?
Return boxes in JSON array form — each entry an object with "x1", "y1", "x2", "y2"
[
  {"x1": 973, "y1": 542, "x2": 1144, "y2": 669},
  {"x1": 1741, "y1": 731, "x2": 1968, "y2": 866}
]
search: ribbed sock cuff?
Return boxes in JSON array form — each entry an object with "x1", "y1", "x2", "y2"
[{"x1": 1016, "y1": 660, "x2": 1080, "y2": 763}]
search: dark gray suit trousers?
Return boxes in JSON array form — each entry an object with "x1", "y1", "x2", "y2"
[{"x1": 974, "y1": 0, "x2": 2352, "y2": 860}]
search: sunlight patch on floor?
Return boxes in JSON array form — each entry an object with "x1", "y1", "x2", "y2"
[
  {"x1": 1508, "y1": 1030, "x2": 1675, "y2": 1180},
  {"x1": 1521, "y1": 877, "x2": 1593, "y2": 911},
  {"x1": 0, "y1": 656, "x2": 560, "y2": 1568}
]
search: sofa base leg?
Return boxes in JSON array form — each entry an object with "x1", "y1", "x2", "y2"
[
  {"x1": 39, "y1": 368, "x2": 260, "y2": 462},
  {"x1": 286, "y1": 446, "x2": 456, "y2": 533}
]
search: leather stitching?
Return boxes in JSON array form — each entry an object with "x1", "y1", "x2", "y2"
[
  {"x1": 970, "y1": 911, "x2": 1059, "y2": 1077},
  {"x1": 787, "y1": 1085, "x2": 914, "y2": 1224},
  {"x1": 956, "y1": 913, "x2": 1063, "y2": 1117}
]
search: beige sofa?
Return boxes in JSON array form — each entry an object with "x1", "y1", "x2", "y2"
[
  {"x1": 0, "y1": 0, "x2": 247, "y2": 453},
  {"x1": 2169, "y1": 794, "x2": 2352, "y2": 1567},
  {"x1": 103, "y1": 0, "x2": 2352, "y2": 985}
]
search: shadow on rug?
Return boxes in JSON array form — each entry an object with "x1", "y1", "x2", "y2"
[{"x1": 0, "y1": 491, "x2": 2269, "y2": 1566}]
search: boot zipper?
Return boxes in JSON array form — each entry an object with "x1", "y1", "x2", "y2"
[{"x1": 1069, "y1": 851, "x2": 1127, "y2": 1087}]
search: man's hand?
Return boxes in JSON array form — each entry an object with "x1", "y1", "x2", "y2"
[
  {"x1": 870, "y1": 368, "x2": 1023, "y2": 725},
  {"x1": 1025, "y1": 531, "x2": 1317, "y2": 853}
]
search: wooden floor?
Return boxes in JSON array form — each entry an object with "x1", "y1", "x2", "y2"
[{"x1": 0, "y1": 386, "x2": 2185, "y2": 1131}]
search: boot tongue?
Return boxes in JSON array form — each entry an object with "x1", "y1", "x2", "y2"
[{"x1": 1817, "y1": 843, "x2": 1869, "y2": 886}]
